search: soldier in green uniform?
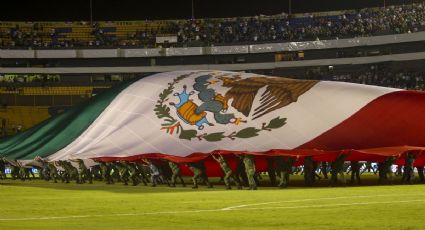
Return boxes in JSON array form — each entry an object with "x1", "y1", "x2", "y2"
[
  {"x1": 349, "y1": 161, "x2": 361, "y2": 185},
  {"x1": 98, "y1": 161, "x2": 113, "y2": 184},
  {"x1": 276, "y1": 156, "x2": 296, "y2": 188},
  {"x1": 416, "y1": 166, "x2": 425, "y2": 183},
  {"x1": 212, "y1": 154, "x2": 241, "y2": 189},
  {"x1": 100, "y1": 162, "x2": 114, "y2": 184},
  {"x1": 378, "y1": 156, "x2": 395, "y2": 185},
  {"x1": 136, "y1": 162, "x2": 149, "y2": 186},
  {"x1": 15, "y1": 161, "x2": 33, "y2": 181},
  {"x1": 68, "y1": 161, "x2": 81, "y2": 184},
  {"x1": 0, "y1": 158, "x2": 6, "y2": 180},
  {"x1": 127, "y1": 162, "x2": 141, "y2": 186},
  {"x1": 73, "y1": 159, "x2": 92, "y2": 184},
  {"x1": 402, "y1": 153, "x2": 415, "y2": 185},
  {"x1": 110, "y1": 162, "x2": 121, "y2": 183},
  {"x1": 117, "y1": 161, "x2": 130, "y2": 185},
  {"x1": 60, "y1": 161, "x2": 80, "y2": 184},
  {"x1": 266, "y1": 157, "x2": 277, "y2": 187},
  {"x1": 303, "y1": 156, "x2": 314, "y2": 186},
  {"x1": 320, "y1": 162, "x2": 328, "y2": 179},
  {"x1": 143, "y1": 159, "x2": 162, "y2": 187},
  {"x1": 241, "y1": 154, "x2": 257, "y2": 190},
  {"x1": 235, "y1": 156, "x2": 248, "y2": 187},
  {"x1": 47, "y1": 162, "x2": 59, "y2": 183},
  {"x1": 329, "y1": 154, "x2": 347, "y2": 186},
  {"x1": 90, "y1": 164, "x2": 103, "y2": 181},
  {"x1": 186, "y1": 161, "x2": 212, "y2": 189},
  {"x1": 168, "y1": 160, "x2": 186, "y2": 187},
  {"x1": 56, "y1": 161, "x2": 70, "y2": 183}
]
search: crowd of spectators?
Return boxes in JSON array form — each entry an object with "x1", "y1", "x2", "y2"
[
  {"x1": 174, "y1": 3, "x2": 425, "y2": 45},
  {"x1": 1, "y1": 3, "x2": 424, "y2": 48},
  {"x1": 308, "y1": 68, "x2": 425, "y2": 90}
]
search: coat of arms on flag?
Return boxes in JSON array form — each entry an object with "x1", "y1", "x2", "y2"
[{"x1": 155, "y1": 71, "x2": 317, "y2": 142}]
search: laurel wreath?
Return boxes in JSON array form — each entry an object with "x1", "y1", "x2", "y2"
[{"x1": 154, "y1": 73, "x2": 287, "y2": 142}]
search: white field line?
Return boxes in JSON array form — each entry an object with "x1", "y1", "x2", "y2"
[
  {"x1": 220, "y1": 193, "x2": 425, "y2": 210},
  {"x1": 0, "y1": 195, "x2": 424, "y2": 221}
]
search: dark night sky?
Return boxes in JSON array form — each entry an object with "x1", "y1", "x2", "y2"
[{"x1": 0, "y1": 0, "x2": 415, "y2": 21}]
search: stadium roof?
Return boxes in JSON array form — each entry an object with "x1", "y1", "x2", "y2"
[{"x1": 0, "y1": 0, "x2": 409, "y2": 21}]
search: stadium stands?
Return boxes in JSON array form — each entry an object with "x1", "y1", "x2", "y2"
[{"x1": 1, "y1": 3, "x2": 424, "y2": 48}]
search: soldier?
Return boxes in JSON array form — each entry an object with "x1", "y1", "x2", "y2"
[
  {"x1": 135, "y1": 162, "x2": 150, "y2": 186},
  {"x1": 47, "y1": 162, "x2": 59, "y2": 183},
  {"x1": 378, "y1": 156, "x2": 395, "y2": 185},
  {"x1": 158, "y1": 160, "x2": 172, "y2": 186},
  {"x1": 186, "y1": 161, "x2": 213, "y2": 189},
  {"x1": 143, "y1": 159, "x2": 161, "y2": 187},
  {"x1": 350, "y1": 161, "x2": 361, "y2": 185},
  {"x1": 211, "y1": 154, "x2": 241, "y2": 190},
  {"x1": 34, "y1": 156, "x2": 50, "y2": 181},
  {"x1": 117, "y1": 161, "x2": 130, "y2": 185},
  {"x1": 0, "y1": 158, "x2": 6, "y2": 180},
  {"x1": 98, "y1": 161, "x2": 113, "y2": 184},
  {"x1": 401, "y1": 153, "x2": 415, "y2": 185},
  {"x1": 90, "y1": 164, "x2": 103, "y2": 181},
  {"x1": 67, "y1": 161, "x2": 81, "y2": 184},
  {"x1": 168, "y1": 160, "x2": 186, "y2": 187},
  {"x1": 320, "y1": 162, "x2": 328, "y2": 179},
  {"x1": 241, "y1": 154, "x2": 257, "y2": 190},
  {"x1": 73, "y1": 159, "x2": 92, "y2": 184},
  {"x1": 235, "y1": 156, "x2": 249, "y2": 187},
  {"x1": 303, "y1": 156, "x2": 314, "y2": 186},
  {"x1": 329, "y1": 154, "x2": 347, "y2": 186},
  {"x1": 312, "y1": 160, "x2": 322, "y2": 183},
  {"x1": 416, "y1": 166, "x2": 425, "y2": 183},
  {"x1": 15, "y1": 161, "x2": 33, "y2": 181},
  {"x1": 110, "y1": 162, "x2": 121, "y2": 183},
  {"x1": 266, "y1": 157, "x2": 277, "y2": 186},
  {"x1": 56, "y1": 161, "x2": 70, "y2": 183},
  {"x1": 127, "y1": 162, "x2": 141, "y2": 186},
  {"x1": 276, "y1": 156, "x2": 296, "y2": 188}
]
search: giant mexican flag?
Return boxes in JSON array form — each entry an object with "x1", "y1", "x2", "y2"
[{"x1": 1, "y1": 70, "x2": 425, "y2": 163}]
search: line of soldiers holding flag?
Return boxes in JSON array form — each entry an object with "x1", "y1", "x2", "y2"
[{"x1": 0, "y1": 152, "x2": 423, "y2": 189}]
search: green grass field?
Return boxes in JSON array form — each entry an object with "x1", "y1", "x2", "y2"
[{"x1": 0, "y1": 176, "x2": 424, "y2": 230}]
